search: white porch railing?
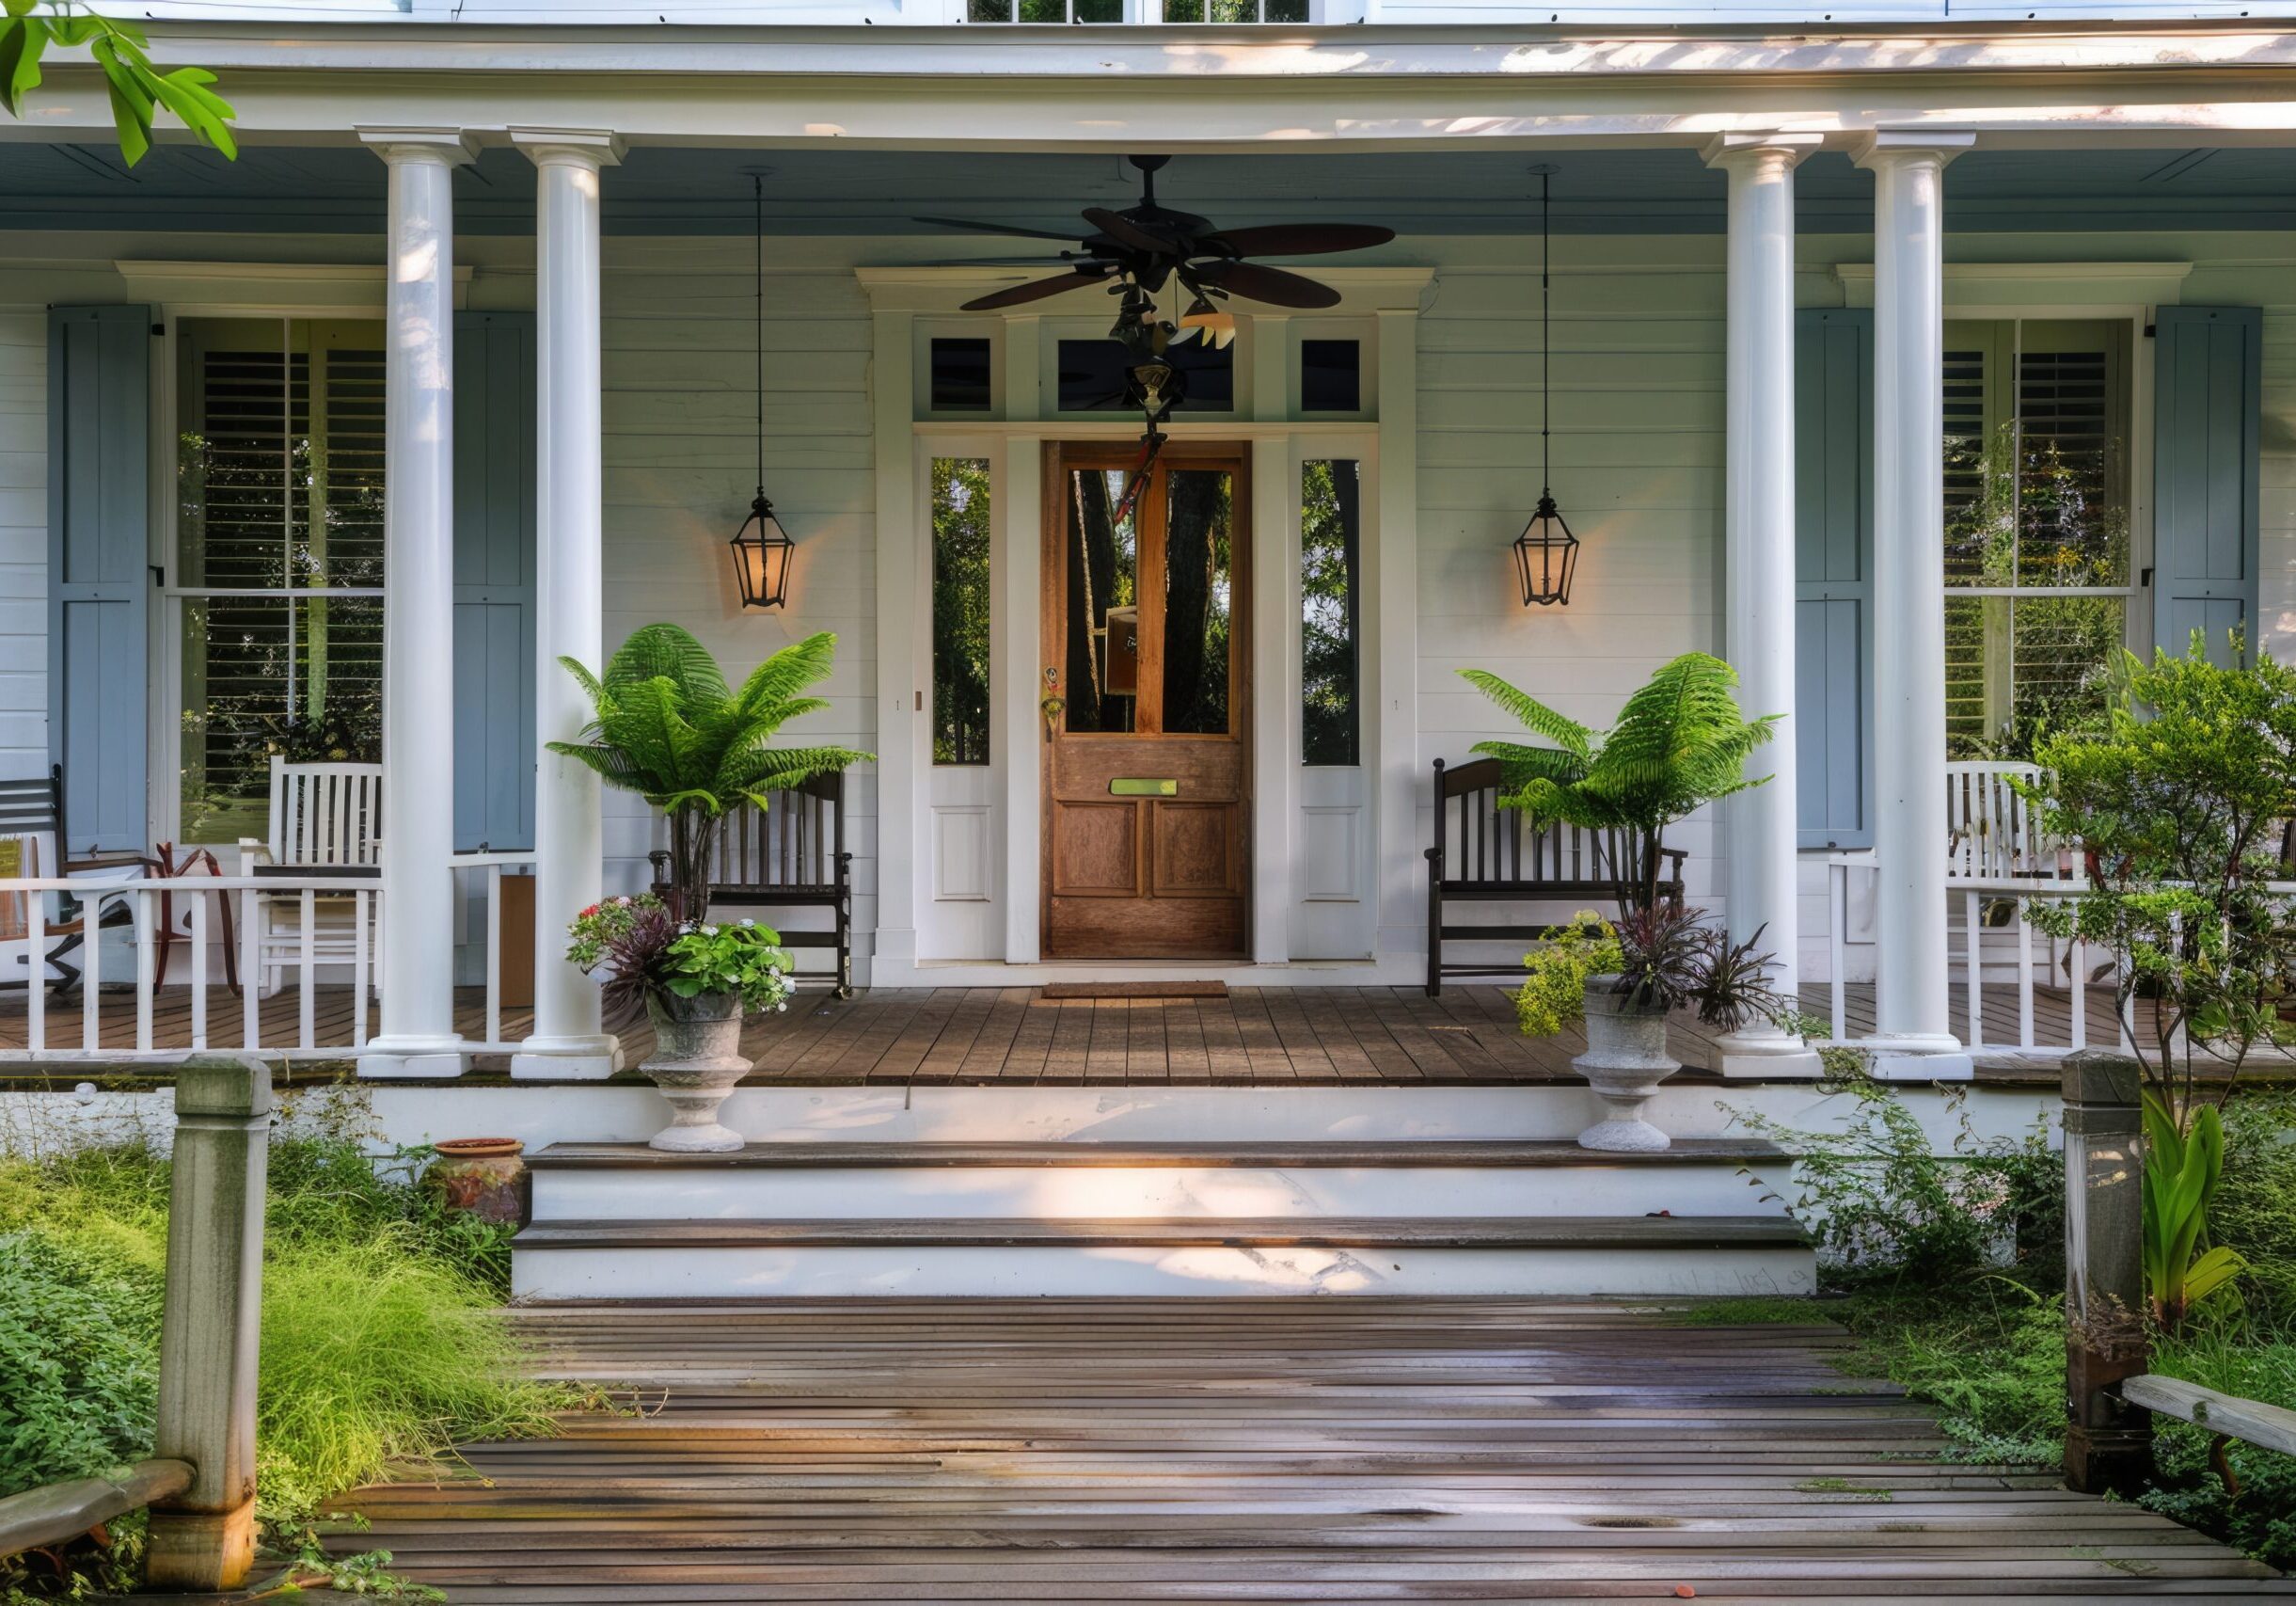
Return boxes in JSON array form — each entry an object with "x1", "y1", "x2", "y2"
[{"x1": 0, "y1": 851, "x2": 535, "y2": 1061}]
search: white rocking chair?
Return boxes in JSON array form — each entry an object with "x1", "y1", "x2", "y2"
[{"x1": 236, "y1": 755, "x2": 384, "y2": 997}]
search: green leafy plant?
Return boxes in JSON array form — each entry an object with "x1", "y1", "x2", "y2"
[
  {"x1": 1511, "y1": 911, "x2": 1621, "y2": 1035},
  {"x1": 2142, "y1": 1091, "x2": 2245, "y2": 1331},
  {"x1": 1460, "y1": 651, "x2": 1778, "y2": 915},
  {"x1": 1732, "y1": 1080, "x2": 2061, "y2": 1289},
  {"x1": 550, "y1": 625, "x2": 870, "y2": 921},
  {"x1": 1, "y1": 1, "x2": 235, "y2": 166},
  {"x1": 2021, "y1": 634, "x2": 2296, "y2": 1133}
]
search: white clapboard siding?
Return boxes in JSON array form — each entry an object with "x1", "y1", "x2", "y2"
[{"x1": 0, "y1": 310, "x2": 45, "y2": 775}]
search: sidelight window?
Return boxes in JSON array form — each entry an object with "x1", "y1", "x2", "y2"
[{"x1": 930, "y1": 457, "x2": 994, "y2": 764}]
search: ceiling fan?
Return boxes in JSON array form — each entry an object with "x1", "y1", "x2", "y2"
[{"x1": 915, "y1": 154, "x2": 1396, "y2": 324}]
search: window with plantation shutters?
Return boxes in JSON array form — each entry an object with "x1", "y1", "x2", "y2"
[
  {"x1": 1940, "y1": 317, "x2": 2132, "y2": 759},
  {"x1": 175, "y1": 319, "x2": 387, "y2": 843}
]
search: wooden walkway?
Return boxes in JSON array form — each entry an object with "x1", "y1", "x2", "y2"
[
  {"x1": 325, "y1": 1298, "x2": 2291, "y2": 1600},
  {"x1": 0, "y1": 982, "x2": 2119, "y2": 1086}
]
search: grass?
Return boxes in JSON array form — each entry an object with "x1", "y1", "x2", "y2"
[{"x1": 0, "y1": 1131, "x2": 579, "y2": 1599}]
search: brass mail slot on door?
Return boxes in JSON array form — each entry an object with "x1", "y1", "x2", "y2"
[{"x1": 1109, "y1": 778, "x2": 1179, "y2": 797}]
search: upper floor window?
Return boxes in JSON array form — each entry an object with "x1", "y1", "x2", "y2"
[{"x1": 966, "y1": 0, "x2": 1309, "y2": 17}]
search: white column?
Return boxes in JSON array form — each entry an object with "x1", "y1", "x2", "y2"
[
  {"x1": 358, "y1": 129, "x2": 474, "y2": 1079},
  {"x1": 512, "y1": 129, "x2": 625, "y2": 1080},
  {"x1": 1704, "y1": 133, "x2": 1822, "y2": 1079},
  {"x1": 1855, "y1": 129, "x2": 1975, "y2": 1075}
]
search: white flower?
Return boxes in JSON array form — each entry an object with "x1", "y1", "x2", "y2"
[
  {"x1": 702, "y1": 924, "x2": 720, "y2": 936},
  {"x1": 777, "y1": 1001, "x2": 787, "y2": 1012},
  {"x1": 740, "y1": 918, "x2": 755, "y2": 928}
]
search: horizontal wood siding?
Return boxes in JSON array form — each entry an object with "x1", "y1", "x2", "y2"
[{"x1": 596, "y1": 239, "x2": 879, "y2": 962}]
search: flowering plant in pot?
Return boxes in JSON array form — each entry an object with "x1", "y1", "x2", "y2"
[
  {"x1": 1464, "y1": 652, "x2": 1782, "y2": 1150},
  {"x1": 551, "y1": 624, "x2": 868, "y2": 1152}
]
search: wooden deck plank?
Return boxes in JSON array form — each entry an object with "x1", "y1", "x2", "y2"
[{"x1": 323, "y1": 1298, "x2": 2290, "y2": 1600}]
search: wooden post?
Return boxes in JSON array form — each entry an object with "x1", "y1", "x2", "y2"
[
  {"x1": 145, "y1": 1054, "x2": 271, "y2": 1591},
  {"x1": 2062, "y1": 1047, "x2": 2150, "y2": 1496}
]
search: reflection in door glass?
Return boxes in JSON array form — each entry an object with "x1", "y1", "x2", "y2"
[
  {"x1": 1163, "y1": 469, "x2": 1233, "y2": 735},
  {"x1": 1063, "y1": 469, "x2": 1138, "y2": 733}
]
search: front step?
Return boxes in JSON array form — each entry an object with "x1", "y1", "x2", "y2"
[
  {"x1": 510, "y1": 1213, "x2": 1813, "y2": 1299},
  {"x1": 512, "y1": 1139, "x2": 1815, "y2": 1300},
  {"x1": 527, "y1": 1137, "x2": 1790, "y2": 1220}
]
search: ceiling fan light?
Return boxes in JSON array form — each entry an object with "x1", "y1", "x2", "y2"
[{"x1": 1178, "y1": 294, "x2": 1237, "y2": 348}]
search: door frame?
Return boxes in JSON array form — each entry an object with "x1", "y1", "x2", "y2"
[{"x1": 1037, "y1": 437, "x2": 1254, "y2": 960}]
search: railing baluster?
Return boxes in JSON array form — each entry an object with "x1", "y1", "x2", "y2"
[
  {"x1": 26, "y1": 889, "x2": 43, "y2": 1054},
  {"x1": 1829, "y1": 859, "x2": 1848, "y2": 1043},
  {"x1": 1965, "y1": 889, "x2": 1983, "y2": 1048},
  {"x1": 2070, "y1": 934, "x2": 2087, "y2": 1052},
  {"x1": 298, "y1": 888, "x2": 316, "y2": 1051},
  {"x1": 135, "y1": 886, "x2": 154, "y2": 1053},
  {"x1": 352, "y1": 889, "x2": 371, "y2": 1049},
  {"x1": 241, "y1": 888, "x2": 260, "y2": 1050},
  {"x1": 81, "y1": 886, "x2": 99, "y2": 1053},
  {"x1": 2017, "y1": 897, "x2": 2035, "y2": 1050},
  {"x1": 484, "y1": 864, "x2": 502, "y2": 1048},
  {"x1": 190, "y1": 896, "x2": 208, "y2": 1051}
]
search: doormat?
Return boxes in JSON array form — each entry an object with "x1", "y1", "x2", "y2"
[{"x1": 1041, "y1": 981, "x2": 1230, "y2": 999}]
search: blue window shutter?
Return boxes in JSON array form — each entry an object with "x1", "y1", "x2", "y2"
[
  {"x1": 452, "y1": 311, "x2": 536, "y2": 852},
  {"x1": 48, "y1": 305, "x2": 151, "y2": 854},
  {"x1": 1794, "y1": 308, "x2": 1876, "y2": 850},
  {"x1": 2152, "y1": 305, "x2": 2260, "y2": 667}
]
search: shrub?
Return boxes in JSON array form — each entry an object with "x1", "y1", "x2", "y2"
[
  {"x1": 0, "y1": 1135, "x2": 574, "y2": 1597},
  {"x1": 1731, "y1": 1079, "x2": 2061, "y2": 1289},
  {"x1": 1512, "y1": 912, "x2": 1619, "y2": 1036},
  {"x1": 2212, "y1": 1089, "x2": 2296, "y2": 1329}
]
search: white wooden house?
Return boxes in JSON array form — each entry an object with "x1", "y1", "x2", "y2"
[{"x1": 0, "y1": 0, "x2": 2280, "y2": 1293}]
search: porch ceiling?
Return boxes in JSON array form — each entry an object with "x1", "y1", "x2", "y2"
[{"x1": 1, "y1": 140, "x2": 2291, "y2": 234}]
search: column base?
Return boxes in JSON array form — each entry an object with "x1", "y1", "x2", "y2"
[
  {"x1": 1862, "y1": 1033, "x2": 1975, "y2": 1083},
  {"x1": 145, "y1": 1501, "x2": 257, "y2": 1592},
  {"x1": 359, "y1": 1035, "x2": 470, "y2": 1079},
  {"x1": 511, "y1": 1033, "x2": 624, "y2": 1081},
  {"x1": 1711, "y1": 1026, "x2": 1825, "y2": 1081}
]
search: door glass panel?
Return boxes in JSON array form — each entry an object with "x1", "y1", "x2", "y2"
[
  {"x1": 1063, "y1": 468, "x2": 1138, "y2": 733},
  {"x1": 1162, "y1": 468, "x2": 1233, "y2": 735}
]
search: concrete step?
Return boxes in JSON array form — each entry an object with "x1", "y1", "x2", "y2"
[
  {"x1": 509, "y1": 1213, "x2": 1816, "y2": 1300},
  {"x1": 525, "y1": 1138, "x2": 1792, "y2": 1222}
]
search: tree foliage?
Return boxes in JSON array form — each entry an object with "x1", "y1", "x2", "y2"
[
  {"x1": 2, "y1": 1, "x2": 235, "y2": 166},
  {"x1": 2020, "y1": 632, "x2": 2296, "y2": 1128},
  {"x1": 549, "y1": 624, "x2": 869, "y2": 920}
]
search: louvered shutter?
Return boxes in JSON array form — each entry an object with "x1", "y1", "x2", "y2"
[
  {"x1": 452, "y1": 311, "x2": 536, "y2": 852},
  {"x1": 48, "y1": 306, "x2": 150, "y2": 853},
  {"x1": 2153, "y1": 306, "x2": 2260, "y2": 666},
  {"x1": 1794, "y1": 308, "x2": 1875, "y2": 850}
]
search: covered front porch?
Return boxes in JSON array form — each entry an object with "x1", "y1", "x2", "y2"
[{"x1": 1, "y1": 26, "x2": 2280, "y2": 1083}]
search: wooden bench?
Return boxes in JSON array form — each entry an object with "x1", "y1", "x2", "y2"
[
  {"x1": 1423, "y1": 756, "x2": 1685, "y2": 996},
  {"x1": 649, "y1": 771, "x2": 854, "y2": 996}
]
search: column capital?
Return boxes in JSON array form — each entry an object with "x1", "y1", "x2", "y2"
[
  {"x1": 356, "y1": 127, "x2": 477, "y2": 167},
  {"x1": 1700, "y1": 131, "x2": 1824, "y2": 170},
  {"x1": 512, "y1": 128, "x2": 625, "y2": 169},
  {"x1": 1848, "y1": 128, "x2": 1978, "y2": 170}
]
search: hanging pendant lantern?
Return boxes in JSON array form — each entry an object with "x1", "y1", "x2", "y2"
[
  {"x1": 731, "y1": 173, "x2": 794, "y2": 611},
  {"x1": 1513, "y1": 164, "x2": 1579, "y2": 608}
]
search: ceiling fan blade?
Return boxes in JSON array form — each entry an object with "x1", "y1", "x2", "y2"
[
  {"x1": 959, "y1": 267, "x2": 1111, "y2": 312},
  {"x1": 1200, "y1": 222, "x2": 1397, "y2": 257},
  {"x1": 913, "y1": 215, "x2": 1085, "y2": 244},
  {"x1": 1083, "y1": 206, "x2": 1178, "y2": 257},
  {"x1": 1191, "y1": 259, "x2": 1342, "y2": 310},
  {"x1": 919, "y1": 256, "x2": 1116, "y2": 268}
]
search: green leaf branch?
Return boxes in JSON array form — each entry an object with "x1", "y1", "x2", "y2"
[{"x1": 2, "y1": 1, "x2": 236, "y2": 166}]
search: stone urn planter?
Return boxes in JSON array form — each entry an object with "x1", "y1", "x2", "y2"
[
  {"x1": 641, "y1": 990, "x2": 752, "y2": 1153},
  {"x1": 1572, "y1": 978, "x2": 1681, "y2": 1153},
  {"x1": 420, "y1": 1137, "x2": 530, "y2": 1227}
]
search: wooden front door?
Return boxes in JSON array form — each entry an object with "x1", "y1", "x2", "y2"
[{"x1": 1042, "y1": 442, "x2": 1250, "y2": 960}]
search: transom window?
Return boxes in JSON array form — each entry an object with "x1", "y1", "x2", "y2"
[
  {"x1": 174, "y1": 317, "x2": 386, "y2": 841},
  {"x1": 1940, "y1": 317, "x2": 2132, "y2": 758}
]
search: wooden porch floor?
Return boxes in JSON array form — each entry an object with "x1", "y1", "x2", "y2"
[
  {"x1": 0, "y1": 981, "x2": 2117, "y2": 1085},
  {"x1": 323, "y1": 1298, "x2": 2290, "y2": 1600}
]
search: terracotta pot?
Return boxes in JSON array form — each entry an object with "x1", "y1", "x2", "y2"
[
  {"x1": 421, "y1": 1137, "x2": 530, "y2": 1227},
  {"x1": 641, "y1": 990, "x2": 751, "y2": 1153},
  {"x1": 1572, "y1": 978, "x2": 1681, "y2": 1153}
]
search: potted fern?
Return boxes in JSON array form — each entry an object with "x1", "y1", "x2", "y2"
[
  {"x1": 551, "y1": 625, "x2": 870, "y2": 1151},
  {"x1": 1462, "y1": 652, "x2": 1781, "y2": 1150}
]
